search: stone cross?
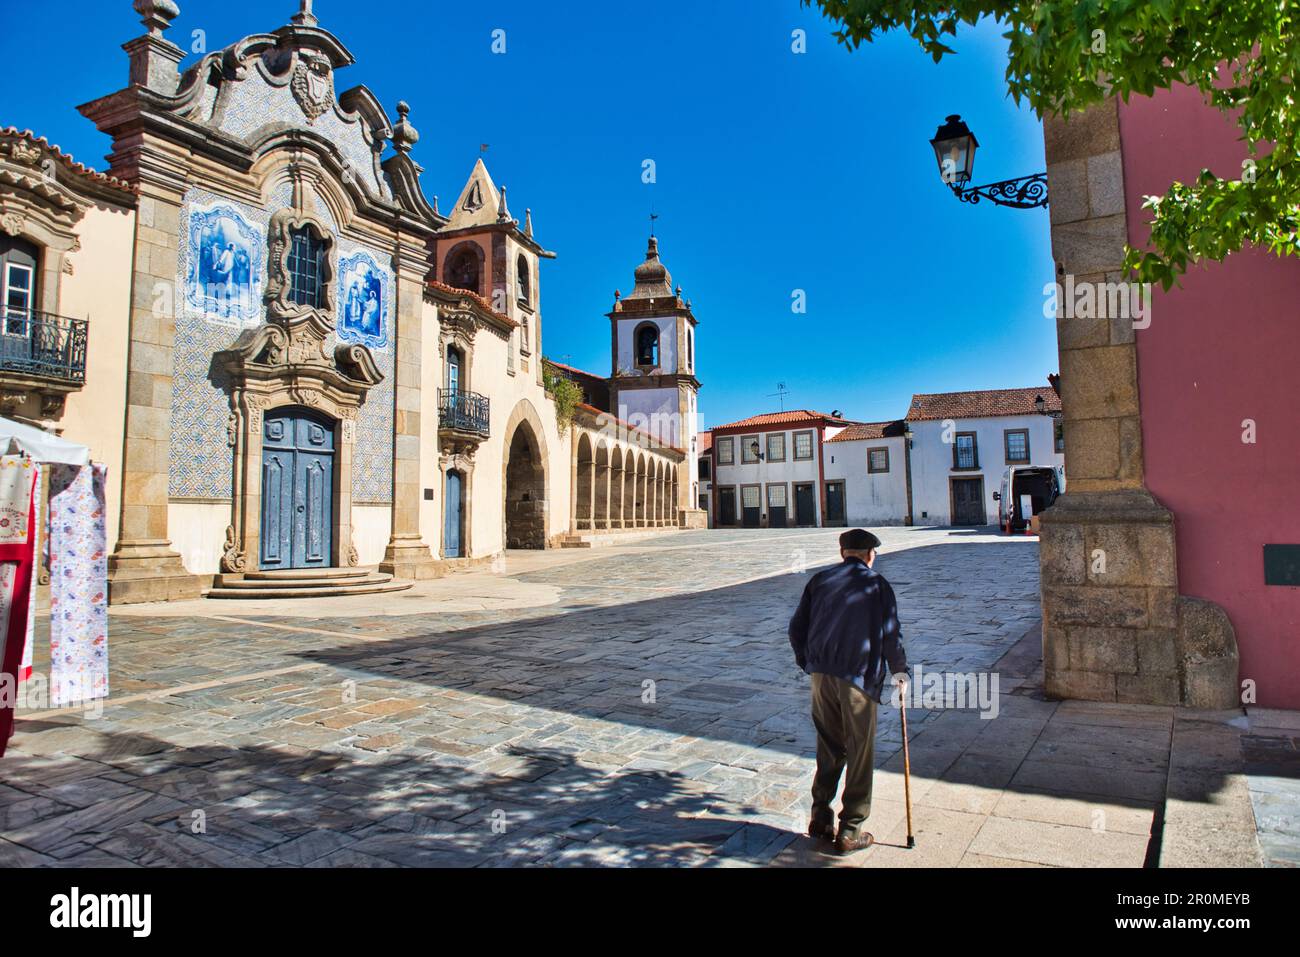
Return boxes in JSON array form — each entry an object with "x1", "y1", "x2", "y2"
[{"x1": 292, "y1": 0, "x2": 318, "y2": 26}]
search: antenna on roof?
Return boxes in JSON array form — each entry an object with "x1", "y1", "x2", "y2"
[{"x1": 766, "y1": 382, "x2": 791, "y2": 412}]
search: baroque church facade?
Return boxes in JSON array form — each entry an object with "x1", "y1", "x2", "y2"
[{"x1": 0, "y1": 1, "x2": 698, "y2": 603}]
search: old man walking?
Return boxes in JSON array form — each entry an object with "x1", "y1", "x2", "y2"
[{"x1": 788, "y1": 529, "x2": 910, "y2": 854}]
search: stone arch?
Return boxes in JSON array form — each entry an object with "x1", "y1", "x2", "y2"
[
  {"x1": 594, "y1": 440, "x2": 611, "y2": 530},
  {"x1": 501, "y1": 399, "x2": 550, "y2": 549},
  {"x1": 635, "y1": 454, "x2": 648, "y2": 527},
  {"x1": 443, "y1": 240, "x2": 486, "y2": 297},
  {"x1": 575, "y1": 432, "x2": 594, "y2": 531},
  {"x1": 610, "y1": 446, "x2": 625, "y2": 529}
]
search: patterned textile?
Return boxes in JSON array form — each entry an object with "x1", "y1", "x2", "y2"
[
  {"x1": 19, "y1": 461, "x2": 41, "y2": 682},
  {"x1": 0, "y1": 454, "x2": 37, "y2": 757},
  {"x1": 47, "y1": 464, "x2": 109, "y2": 707}
]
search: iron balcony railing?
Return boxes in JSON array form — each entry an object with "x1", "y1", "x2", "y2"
[
  {"x1": 0, "y1": 308, "x2": 89, "y2": 385},
  {"x1": 438, "y1": 388, "x2": 490, "y2": 438}
]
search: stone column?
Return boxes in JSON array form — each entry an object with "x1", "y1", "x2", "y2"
[
  {"x1": 569, "y1": 432, "x2": 579, "y2": 534},
  {"x1": 107, "y1": 180, "x2": 202, "y2": 604},
  {"x1": 1039, "y1": 100, "x2": 1237, "y2": 708},
  {"x1": 381, "y1": 240, "x2": 440, "y2": 579},
  {"x1": 600, "y1": 461, "x2": 612, "y2": 530}
]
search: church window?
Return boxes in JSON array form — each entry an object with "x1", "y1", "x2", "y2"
[
  {"x1": 687, "y1": 328, "x2": 693, "y2": 371},
  {"x1": 516, "y1": 254, "x2": 531, "y2": 306},
  {"x1": 635, "y1": 323, "x2": 659, "y2": 367},
  {"x1": 446, "y1": 245, "x2": 482, "y2": 295},
  {"x1": 287, "y1": 227, "x2": 327, "y2": 308}
]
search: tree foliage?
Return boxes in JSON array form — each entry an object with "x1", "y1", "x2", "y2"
[
  {"x1": 805, "y1": 0, "x2": 1300, "y2": 287},
  {"x1": 542, "y1": 360, "x2": 584, "y2": 436}
]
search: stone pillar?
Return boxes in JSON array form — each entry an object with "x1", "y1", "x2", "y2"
[
  {"x1": 1039, "y1": 100, "x2": 1238, "y2": 708},
  {"x1": 569, "y1": 432, "x2": 579, "y2": 534},
  {"x1": 381, "y1": 242, "x2": 440, "y2": 579},
  {"x1": 600, "y1": 462, "x2": 612, "y2": 530},
  {"x1": 107, "y1": 180, "x2": 202, "y2": 604}
]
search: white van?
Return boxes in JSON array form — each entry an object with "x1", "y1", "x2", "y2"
[{"x1": 994, "y1": 465, "x2": 1063, "y2": 533}]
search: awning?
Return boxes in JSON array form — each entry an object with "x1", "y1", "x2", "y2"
[{"x1": 0, "y1": 417, "x2": 90, "y2": 466}]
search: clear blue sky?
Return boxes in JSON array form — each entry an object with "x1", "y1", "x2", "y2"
[{"x1": 0, "y1": 0, "x2": 1056, "y2": 429}]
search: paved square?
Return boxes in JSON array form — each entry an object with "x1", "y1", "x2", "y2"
[{"x1": 0, "y1": 528, "x2": 1211, "y2": 866}]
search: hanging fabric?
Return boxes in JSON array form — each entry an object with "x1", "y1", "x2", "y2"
[
  {"x1": 47, "y1": 463, "x2": 109, "y2": 708},
  {"x1": 18, "y1": 460, "x2": 42, "y2": 683},
  {"x1": 0, "y1": 454, "x2": 38, "y2": 757}
]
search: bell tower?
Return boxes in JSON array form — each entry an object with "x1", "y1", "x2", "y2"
[{"x1": 607, "y1": 234, "x2": 702, "y2": 519}]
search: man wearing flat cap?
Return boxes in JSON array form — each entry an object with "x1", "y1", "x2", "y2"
[{"x1": 788, "y1": 528, "x2": 910, "y2": 854}]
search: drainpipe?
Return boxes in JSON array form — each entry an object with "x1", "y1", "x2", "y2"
[
  {"x1": 816, "y1": 423, "x2": 827, "y2": 527},
  {"x1": 903, "y1": 424, "x2": 915, "y2": 526}
]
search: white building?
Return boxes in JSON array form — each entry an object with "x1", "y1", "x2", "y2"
[
  {"x1": 709, "y1": 411, "x2": 852, "y2": 527},
  {"x1": 905, "y1": 387, "x2": 1063, "y2": 526},
  {"x1": 823, "y1": 421, "x2": 910, "y2": 525}
]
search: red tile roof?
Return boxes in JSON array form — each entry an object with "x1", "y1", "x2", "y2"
[
  {"x1": 426, "y1": 280, "x2": 518, "y2": 327},
  {"x1": 905, "y1": 387, "x2": 1061, "y2": 422},
  {"x1": 827, "y1": 420, "x2": 906, "y2": 443},
  {"x1": 0, "y1": 127, "x2": 135, "y2": 196},
  {"x1": 698, "y1": 430, "x2": 712, "y2": 453},
  {"x1": 545, "y1": 359, "x2": 605, "y2": 384},
  {"x1": 712, "y1": 409, "x2": 851, "y2": 432}
]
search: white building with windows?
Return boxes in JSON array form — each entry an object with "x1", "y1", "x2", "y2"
[
  {"x1": 905, "y1": 387, "x2": 1063, "y2": 526},
  {"x1": 823, "y1": 421, "x2": 910, "y2": 525},
  {"x1": 709, "y1": 410, "x2": 852, "y2": 528}
]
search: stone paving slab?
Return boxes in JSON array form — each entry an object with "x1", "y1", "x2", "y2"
[{"x1": 0, "y1": 526, "x2": 1286, "y2": 867}]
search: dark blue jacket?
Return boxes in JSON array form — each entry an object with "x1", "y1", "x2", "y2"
[{"x1": 788, "y1": 558, "x2": 910, "y2": 702}]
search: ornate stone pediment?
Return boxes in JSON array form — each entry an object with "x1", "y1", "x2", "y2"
[{"x1": 290, "y1": 50, "x2": 335, "y2": 124}]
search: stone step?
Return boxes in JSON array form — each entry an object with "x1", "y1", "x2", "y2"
[
  {"x1": 216, "y1": 572, "x2": 395, "y2": 591},
  {"x1": 205, "y1": 579, "x2": 413, "y2": 600},
  {"x1": 244, "y1": 567, "x2": 372, "y2": 581}
]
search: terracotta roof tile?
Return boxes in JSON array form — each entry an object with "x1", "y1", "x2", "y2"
[
  {"x1": 905, "y1": 387, "x2": 1061, "y2": 422},
  {"x1": 827, "y1": 420, "x2": 907, "y2": 443},
  {"x1": 698, "y1": 430, "x2": 712, "y2": 453},
  {"x1": 712, "y1": 409, "x2": 851, "y2": 432},
  {"x1": 426, "y1": 280, "x2": 518, "y2": 327},
  {"x1": 0, "y1": 127, "x2": 136, "y2": 196}
]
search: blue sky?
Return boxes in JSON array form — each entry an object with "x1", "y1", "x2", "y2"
[{"x1": 0, "y1": 0, "x2": 1056, "y2": 429}]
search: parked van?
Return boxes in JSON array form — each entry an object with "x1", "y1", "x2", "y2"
[{"x1": 994, "y1": 465, "x2": 1063, "y2": 533}]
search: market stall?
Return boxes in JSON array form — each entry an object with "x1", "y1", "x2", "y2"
[{"x1": 0, "y1": 417, "x2": 108, "y2": 757}]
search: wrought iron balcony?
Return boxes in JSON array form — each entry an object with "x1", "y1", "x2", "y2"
[
  {"x1": 0, "y1": 308, "x2": 89, "y2": 385},
  {"x1": 438, "y1": 388, "x2": 490, "y2": 439}
]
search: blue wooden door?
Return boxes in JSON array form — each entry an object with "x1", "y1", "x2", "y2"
[
  {"x1": 444, "y1": 470, "x2": 463, "y2": 558},
  {"x1": 261, "y1": 408, "x2": 334, "y2": 570}
]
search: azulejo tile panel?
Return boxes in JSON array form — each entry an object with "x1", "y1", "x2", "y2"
[{"x1": 170, "y1": 188, "x2": 394, "y2": 505}]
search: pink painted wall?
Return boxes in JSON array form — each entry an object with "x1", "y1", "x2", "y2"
[{"x1": 1119, "y1": 86, "x2": 1300, "y2": 709}]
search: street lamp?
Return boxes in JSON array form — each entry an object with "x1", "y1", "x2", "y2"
[
  {"x1": 750, "y1": 440, "x2": 765, "y2": 462},
  {"x1": 930, "y1": 114, "x2": 1048, "y2": 209},
  {"x1": 1034, "y1": 394, "x2": 1063, "y2": 419}
]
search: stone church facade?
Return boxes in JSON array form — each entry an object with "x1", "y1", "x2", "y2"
[{"x1": 0, "y1": 1, "x2": 690, "y2": 603}]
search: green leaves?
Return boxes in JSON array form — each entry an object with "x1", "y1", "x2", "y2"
[{"x1": 803, "y1": 0, "x2": 1300, "y2": 284}]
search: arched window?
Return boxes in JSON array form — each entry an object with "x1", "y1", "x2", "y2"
[
  {"x1": 287, "y1": 227, "x2": 327, "y2": 308},
  {"x1": 516, "y1": 253, "x2": 531, "y2": 306},
  {"x1": 635, "y1": 323, "x2": 659, "y2": 367},
  {"x1": 445, "y1": 244, "x2": 481, "y2": 295}
]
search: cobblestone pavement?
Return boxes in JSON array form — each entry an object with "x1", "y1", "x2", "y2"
[{"x1": 0, "y1": 527, "x2": 1267, "y2": 867}]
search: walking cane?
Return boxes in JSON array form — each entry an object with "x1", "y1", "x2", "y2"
[{"x1": 899, "y1": 679, "x2": 915, "y2": 849}]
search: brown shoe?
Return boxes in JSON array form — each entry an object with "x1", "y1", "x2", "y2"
[{"x1": 835, "y1": 830, "x2": 874, "y2": 854}]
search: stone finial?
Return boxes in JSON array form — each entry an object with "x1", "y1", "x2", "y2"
[
  {"x1": 524, "y1": 208, "x2": 533, "y2": 238},
  {"x1": 133, "y1": 0, "x2": 179, "y2": 36},
  {"x1": 497, "y1": 185, "x2": 512, "y2": 223},
  {"x1": 291, "y1": 0, "x2": 318, "y2": 27},
  {"x1": 391, "y1": 101, "x2": 419, "y2": 153},
  {"x1": 614, "y1": 289, "x2": 621, "y2": 300}
]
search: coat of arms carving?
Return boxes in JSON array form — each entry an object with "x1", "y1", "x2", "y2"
[{"x1": 291, "y1": 52, "x2": 335, "y2": 124}]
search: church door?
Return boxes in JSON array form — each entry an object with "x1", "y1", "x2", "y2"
[
  {"x1": 444, "y1": 470, "x2": 464, "y2": 558},
  {"x1": 260, "y1": 408, "x2": 335, "y2": 570}
]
